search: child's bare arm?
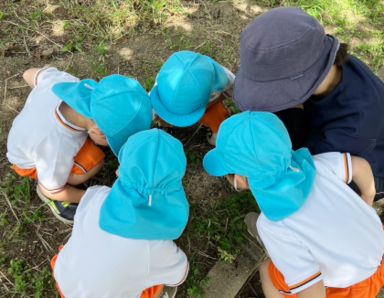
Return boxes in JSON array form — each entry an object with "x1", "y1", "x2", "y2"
[
  {"x1": 38, "y1": 184, "x2": 85, "y2": 204},
  {"x1": 23, "y1": 68, "x2": 42, "y2": 88},
  {"x1": 351, "y1": 155, "x2": 376, "y2": 206},
  {"x1": 297, "y1": 281, "x2": 325, "y2": 298}
]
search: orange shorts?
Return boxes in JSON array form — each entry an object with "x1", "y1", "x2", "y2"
[
  {"x1": 199, "y1": 101, "x2": 230, "y2": 133},
  {"x1": 269, "y1": 261, "x2": 384, "y2": 298},
  {"x1": 12, "y1": 138, "x2": 105, "y2": 180},
  {"x1": 51, "y1": 250, "x2": 164, "y2": 298}
]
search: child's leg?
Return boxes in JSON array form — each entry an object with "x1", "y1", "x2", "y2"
[
  {"x1": 67, "y1": 138, "x2": 105, "y2": 185},
  {"x1": 260, "y1": 259, "x2": 287, "y2": 298}
]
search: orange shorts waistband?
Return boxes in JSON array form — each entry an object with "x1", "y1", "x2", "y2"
[
  {"x1": 269, "y1": 260, "x2": 384, "y2": 298},
  {"x1": 12, "y1": 138, "x2": 105, "y2": 179}
]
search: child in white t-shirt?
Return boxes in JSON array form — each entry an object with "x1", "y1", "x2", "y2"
[
  {"x1": 150, "y1": 51, "x2": 235, "y2": 145},
  {"x1": 7, "y1": 67, "x2": 152, "y2": 223},
  {"x1": 203, "y1": 111, "x2": 384, "y2": 298},
  {"x1": 51, "y1": 129, "x2": 189, "y2": 298}
]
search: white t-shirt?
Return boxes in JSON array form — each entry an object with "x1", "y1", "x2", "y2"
[
  {"x1": 54, "y1": 186, "x2": 189, "y2": 298},
  {"x1": 257, "y1": 152, "x2": 384, "y2": 294},
  {"x1": 6, "y1": 68, "x2": 87, "y2": 191}
]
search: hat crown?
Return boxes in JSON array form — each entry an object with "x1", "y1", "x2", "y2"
[
  {"x1": 217, "y1": 112, "x2": 292, "y2": 182},
  {"x1": 157, "y1": 51, "x2": 215, "y2": 114},
  {"x1": 240, "y1": 7, "x2": 327, "y2": 81},
  {"x1": 118, "y1": 128, "x2": 186, "y2": 192},
  {"x1": 92, "y1": 75, "x2": 150, "y2": 136}
]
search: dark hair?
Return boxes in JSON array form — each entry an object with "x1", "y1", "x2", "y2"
[{"x1": 334, "y1": 43, "x2": 349, "y2": 66}]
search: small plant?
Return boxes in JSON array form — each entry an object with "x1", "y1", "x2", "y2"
[
  {"x1": 96, "y1": 42, "x2": 109, "y2": 56},
  {"x1": 32, "y1": 267, "x2": 54, "y2": 298},
  {"x1": 0, "y1": 10, "x2": 7, "y2": 21},
  {"x1": 8, "y1": 259, "x2": 28, "y2": 296}
]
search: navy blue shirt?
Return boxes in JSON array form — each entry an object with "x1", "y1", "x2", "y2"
[{"x1": 303, "y1": 56, "x2": 384, "y2": 178}]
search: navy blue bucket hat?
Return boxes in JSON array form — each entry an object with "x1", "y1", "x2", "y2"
[{"x1": 234, "y1": 7, "x2": 340, "y2": 112}]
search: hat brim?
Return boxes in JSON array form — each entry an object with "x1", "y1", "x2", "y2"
[
  {"x1": 52, "y1": 80, "x2": 97, "y2": 119},
  {"x1": 234, "y1": 36, "x2": 339, "y2": 112},
  {"x1": 150, "y1": 85, "x2": 207, "y2": 127},
  {"x1": 203, "y1": 148, "x2": 230, "y2": 177},
  {"x1": 99, "y1": 180, "x2": 189, "y2": 240}
]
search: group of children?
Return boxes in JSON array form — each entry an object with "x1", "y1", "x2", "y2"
[{"x1": 6, "y1": 7, "x2": 384, "y2": 298}]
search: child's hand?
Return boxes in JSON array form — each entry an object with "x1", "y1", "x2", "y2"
[
  {"x1": 207, "y1": 131, "x2": 217, "y2": 146},
  {"x1": 154, "y1": 114, "x2": 173, "y2": 128},
  {"x1": 88, "y1": 126, "x2": 108, "y2": 146}
]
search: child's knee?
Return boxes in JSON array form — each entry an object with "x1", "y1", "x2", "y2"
[
  {"x1": 68, "y1": 160, "x2": 103, "y2": 185},
  {"x1": 259, "y1": 259, "x2": 271, "y2": 281}
]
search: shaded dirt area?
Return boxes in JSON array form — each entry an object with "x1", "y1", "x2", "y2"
[{"x1": 0, "y1": 1, "x2": 265, "y2": 297}]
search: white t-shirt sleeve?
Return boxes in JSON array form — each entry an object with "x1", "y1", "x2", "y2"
[
  {"x1": 35, "y1": 67, "x2": 79, "y2": 89},
  {"x1": 147, "y1": 241, "x2": 189, "y2": 288},
  {"x1": 314, "y1": 152, "x2": 352, "y2": 183},
  {"x1": 257, "y1": 217, "x2": 322, "y2": 294}
]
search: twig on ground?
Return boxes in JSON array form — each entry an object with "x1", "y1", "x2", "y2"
[
  {"x1": 5, "y1": 20, "x2": 62, "y2": 48},
  {"x1": 1, "y1": 191, "x2": 20, "y2": 224},
  {"x1": 224, "y1": 217, "x2": 229, "y2": 232},
  {"x1": 23, "y1": 35, "x2": 31, "y2": 56},
  {"x1": 194, "y1": 41, "x2": 207, "y2": 50},
  {"x1": 2, "y1": 73, "x2": 20, "y2": 105},
  {"x1": 7, "y1": 85, "x2": 29, "y2": 90},
  {"x1": 195, "y1": 249, "x2": 217, "y2": 260},
  {"x1": 184, "y1": 124, "x2": 203, "y2": 147},
  {"x1": 35, "y1": 228, "x2": 55, "y2": 254},
  {"x1": 0, "y1": 269, "x2": 14, "y2": 288}
]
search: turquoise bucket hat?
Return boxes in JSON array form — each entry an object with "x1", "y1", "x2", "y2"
[
  {"x1": 203, "y1": 111, "x2": 316, "y2": 221},
  {"x1": 99, "y1": 128, "x2": 189, "y2": 240},
  {"x1": 52, "y1": 74, "x2": 152, "y2": 156},
  {"x1": 150, "y1": 51, "x2": 229, "y2": 127}
]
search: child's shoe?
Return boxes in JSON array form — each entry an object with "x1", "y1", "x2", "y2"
[
  {"x1": 161, "y1": 286, "x2": 178, "y2": 298},
  {"x1": 36, "y1": 187, "x2": 77, "y2": 224}
]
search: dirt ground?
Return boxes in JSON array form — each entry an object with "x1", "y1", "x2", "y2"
[
  {"x1": 0, "y1": 1, "x2": 263, "y2": 297},
  {"x1": 0, "y1": 0, "x2": 383, "y2": 297}
]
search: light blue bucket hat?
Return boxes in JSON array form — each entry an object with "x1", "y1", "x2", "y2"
[
  {"x1": 150, "y1": 51, "x2": 229, "y2": 127},
  {"x1": 99, "y1": 128, "x2": 189, "y2": 240},
  {"x1": 52, "y1": 74, "x2": 152, "y2": 156},
  {"x1": 203, "y1": 111, "x2": 316, "y2": 221}
]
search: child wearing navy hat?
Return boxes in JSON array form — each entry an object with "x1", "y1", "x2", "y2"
[
  {"x1": 204, "y1": 112, "x2": 384, "y2": 298},
  {"x1": 6, "y1": 67, "x2": 152, "y2": 223},
  {"x1": 51, "y1": 129, "x2": 189, "y2": 298},
  {"x1": 234, "y1": 7, "x2": 384, "y2": 200},
  {"x1": 151, "y1": 51, "x2": 235, "y2": 145}
]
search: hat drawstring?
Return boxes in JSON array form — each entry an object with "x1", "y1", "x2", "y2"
[
  {"x1": 289, "y1": 165, "x2": 300, "y2": 173},
  {"x1": 148, "y1": 194, "x2": 153, "y2": 207},
  {"x1": 83, "y1": 83, "x2": 95, "y2": 90}
]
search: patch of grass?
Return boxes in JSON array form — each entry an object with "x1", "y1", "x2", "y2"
[
  {"x1": 185, "y1": 191, "x2": 258, "y2": 295},
  {"x1": 57, "y1": 0, "x2": 184, "y2": 52},
  {"x1": 6, "y1": 258, "x2": 54, "y2": 297},
  {"x1": 0, "y1": 10, "x2": 7, "y2": 21},
  {"x1": 0, "y1": 174, "x2": 45, "y2": 240},
  {"x1": 281, "y1": 0, "x2": 384, "y2": 71}
]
